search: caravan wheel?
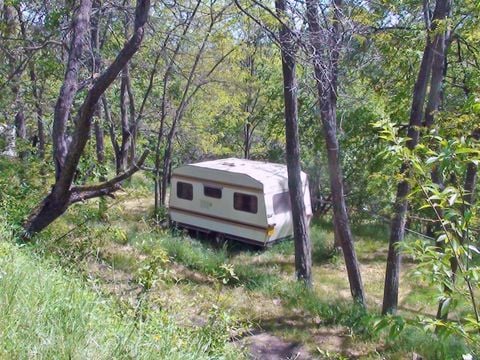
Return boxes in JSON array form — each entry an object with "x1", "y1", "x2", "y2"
[{"x1": 213, "y1": 232, "x2": 226, "y2": 247}]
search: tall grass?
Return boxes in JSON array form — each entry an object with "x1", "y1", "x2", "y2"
[{"x1": 0, "y1": 234, "x2": 241, "y2": 359}]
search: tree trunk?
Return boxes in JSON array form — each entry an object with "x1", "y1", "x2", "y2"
[
  {"x1": 91, "y1": 0, "x2": 105, "y2": 173},
  {"x1": 29, "y1": 65, "x2": 45, "y2": 159},
  {"x1": 244, "y1": 122, "x2": 251, "y2": 159},
  {"x1": 2, "y1": 124, "x2": 17, "y2": 157},
  {"x1": 23, "y1": 0, "x2": 150, "y2": 237},
  {"x1": 151, "y1": 0, "x2": 202, "y2": 214},
  {"x1": 14, "y1": 111, "x2": 26, "y2": 138},
  {"x1": 305, "y1": 0, "x2": 365, "y2": 305},
  {"x1": 275, "y1": 0, "x2": 312, "y2": 285},
  {"x1": 463, "y1": 130, "x2": 479, "y2": 207},
  {"x1": 383, "y1": 0, "x2": 450, "y2": 315},
  {"x1": 52, "y1": 0, "x2": 92, "y2": 180},
  {"x1": 118, "y1": 66, "x2": 132, "y2": 173}
]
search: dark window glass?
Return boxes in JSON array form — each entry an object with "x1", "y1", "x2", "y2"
[
  {"x1": 273, "y1": 192, "x2": 291, "y2": 214},
  {"x1": 177, "y1": 181, "x2": 193, "y2": 200},
  {"x1": 234, "y1": 193, "x2": 258, "y2": 214},
  {"x1": 204, "y1": 185, "x2": 222, "y2": 199}
]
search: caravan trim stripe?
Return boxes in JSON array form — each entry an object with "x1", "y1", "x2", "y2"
[{"x1": 169, "y1": 206, "x2": 267, "y2": 232}]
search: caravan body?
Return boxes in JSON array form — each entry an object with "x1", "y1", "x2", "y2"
[{"x1": 168, "y1": 158, "x2": 312, "y2": 246}]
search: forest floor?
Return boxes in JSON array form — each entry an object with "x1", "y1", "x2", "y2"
[
  {"x1": 43, "y1": 186, "x2": 441, "y2": 360},
  {"x1": 29, "y1": 175, "x2": 464, "y2": 359}
]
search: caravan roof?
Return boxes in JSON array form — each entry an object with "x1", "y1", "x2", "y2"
[{"x1": 173, "y1": 158, "x2": 307, "y2": 193}]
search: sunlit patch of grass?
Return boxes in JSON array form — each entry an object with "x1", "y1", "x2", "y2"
[
  {"x1": 101, "y1": 249, "x2": 139, "y2": 273},
  {"x1": 267, "y1": 225, "x2": 336, "y2": 265},
  {"x1": 384, "y1": 326, "x2": 469, "y2": 360},
  {"x1": 351, "y1": 222, "x2": 389, "y2": 242},
  {"x1": 0, "y1": 237, "x2": 243, "y2": 359}
]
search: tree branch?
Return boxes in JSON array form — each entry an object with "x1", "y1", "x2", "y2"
[{"x1": 71, "y1": 149, "x2": 149, "y2": 194}]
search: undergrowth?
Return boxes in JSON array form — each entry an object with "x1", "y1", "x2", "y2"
[{"x1": 0, "y1": 213, "x2": 242, "y2": 360}]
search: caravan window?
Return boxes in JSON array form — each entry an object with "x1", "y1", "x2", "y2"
[
  {"x1": 177, "y1": 181, "x2": 193, "y2": 200},
  {"x1": 234, "y1": 193, "x2": 258, "y2": 214},
  {"x1": 204, "y1": 185, "x2": 222, "y2": 199},
  {"x1": 273, "y1": 192, "x2": 291, "y2": 214}
]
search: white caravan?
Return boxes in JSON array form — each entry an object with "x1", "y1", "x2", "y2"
[{"x1": 168, "y1": 158, "x2": 312, "y2": 246}]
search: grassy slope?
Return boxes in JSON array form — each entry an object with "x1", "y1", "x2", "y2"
[{"x1": 0, "y1": 231, "x2": 241, "y2": 359}]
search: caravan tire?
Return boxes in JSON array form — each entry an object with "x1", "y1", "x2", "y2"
[{"x1": 213, "y1": 232, "x2": 225, "y2": 246}]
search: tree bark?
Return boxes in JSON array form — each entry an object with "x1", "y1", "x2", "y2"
[
  {"x1": 383, "y1": 0, "x2": 450, "y2": 315},
  {"x1": 14, "y1": 111, "x2": 26, "y2": 140},
  {"x1": 305, "y1": 0, "x2": 365, "y2": 305},
  {"x1": 52, "y1": 0, "x2": 92, "y2": 180},
  {"x1": 463, "y1": 130, "x2": 480, "y2": 208},
  {"x1": 118, "y1": 66, "x2": 132, "y2": 173},
  {"x1": 23, "y1": 0, "x2": 151, "y2": 237},
  {"x1": 29, "y1": 65, "x2": 45, "y2": 159},
  {"x1": 91, "y1": 0, "x2": 105, "y2": 171},
  {"x1": 275, "y1": 0, "x2": 312, "y2": 285}
]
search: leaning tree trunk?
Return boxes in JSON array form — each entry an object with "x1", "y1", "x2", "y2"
[
  {"x1": 275, "y1": 0, "x2": 312, "y2": 285},
  {"x1": 305, "y1": 0, "x2": 365, "y2": 305},
  {"x1": 51, "y1": 0, "x2": 92, "y2": 180},
  {"x1": 23, "y1": 0, "x2": 150, "y2": 237},
  {"x1": 382, "y1": 0, "x2": 450, "y2": 315}
]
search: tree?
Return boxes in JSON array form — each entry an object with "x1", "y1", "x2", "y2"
[
  {"x1": 382, "y1": 0, "x2": 451, "y2": 315},
  {"x1": 275, "y1": 0, "x2": 312, "y2": 285},
  {"x1": 305, "y1": 0, "x2": 366, "y2": 305},
  {"x1": 23, "y1": 0, "x2": 151, "y2": 237}
]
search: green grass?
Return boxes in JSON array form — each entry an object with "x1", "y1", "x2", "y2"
[
  {"x1": 385, "y1": 326, "x2": 469, "y2": 360},
  {"x1": 0, "y1": 232, "x2": 242, "y2": 359},
  {"x1": 1, "y1": 157, "x2": 475, "y2": 360}
]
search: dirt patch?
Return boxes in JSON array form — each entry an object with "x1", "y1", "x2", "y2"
[
  {"x1": 170, "y1": 263, "x2": 217, "y2": 284},
  {"x1": 238, "y1": 332, "x2": 311, "y2": 360},
  {"x1": 86, "y1": 259, "x2": 142, "y2": 306},
  {"x1": 311, "y1": 326, "x2": 370, "y2": 359}
]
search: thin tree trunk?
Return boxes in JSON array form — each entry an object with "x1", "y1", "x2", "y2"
[
  {"x1": 14, "y1": 110, "x2": 26, "y2": 138},
  {"x1": 91, "y1": 0, "x2": 105, "y2": 171},
  {"x1": 29, "y1": 65, "x2": 45, "y2": 159},
  {"x1": 383, "y1": 0, "x2": 449, "y2": 315},
  {"x1": 463, "y1": 130, "x2": 480, "y2": 208},
  {"x1": 102, "y1": 95, "x2": 121, "y2": 171},
  {"x1": 276, "y1": 0, "x2": 312, "y2": 285},
  {"x1": 118, "y1": 66, "x2": 132, "y2": 173},
  {"x1": 305, "y1": 0, "x2": 365, "y2": 305}
]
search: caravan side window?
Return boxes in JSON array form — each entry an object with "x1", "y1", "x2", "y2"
[
  {"x1": 204, "y1": 185, "x2": 222, "y2": 199},
  {"x1": 177, "y1": 181, "x2": 193, "y2": 200},
  {"x1": 234, "y1": 193, "x2": 258, "y2": 214},
  {"x1": 273, "y1": 191, "x2": 291, "y2": 214}
]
